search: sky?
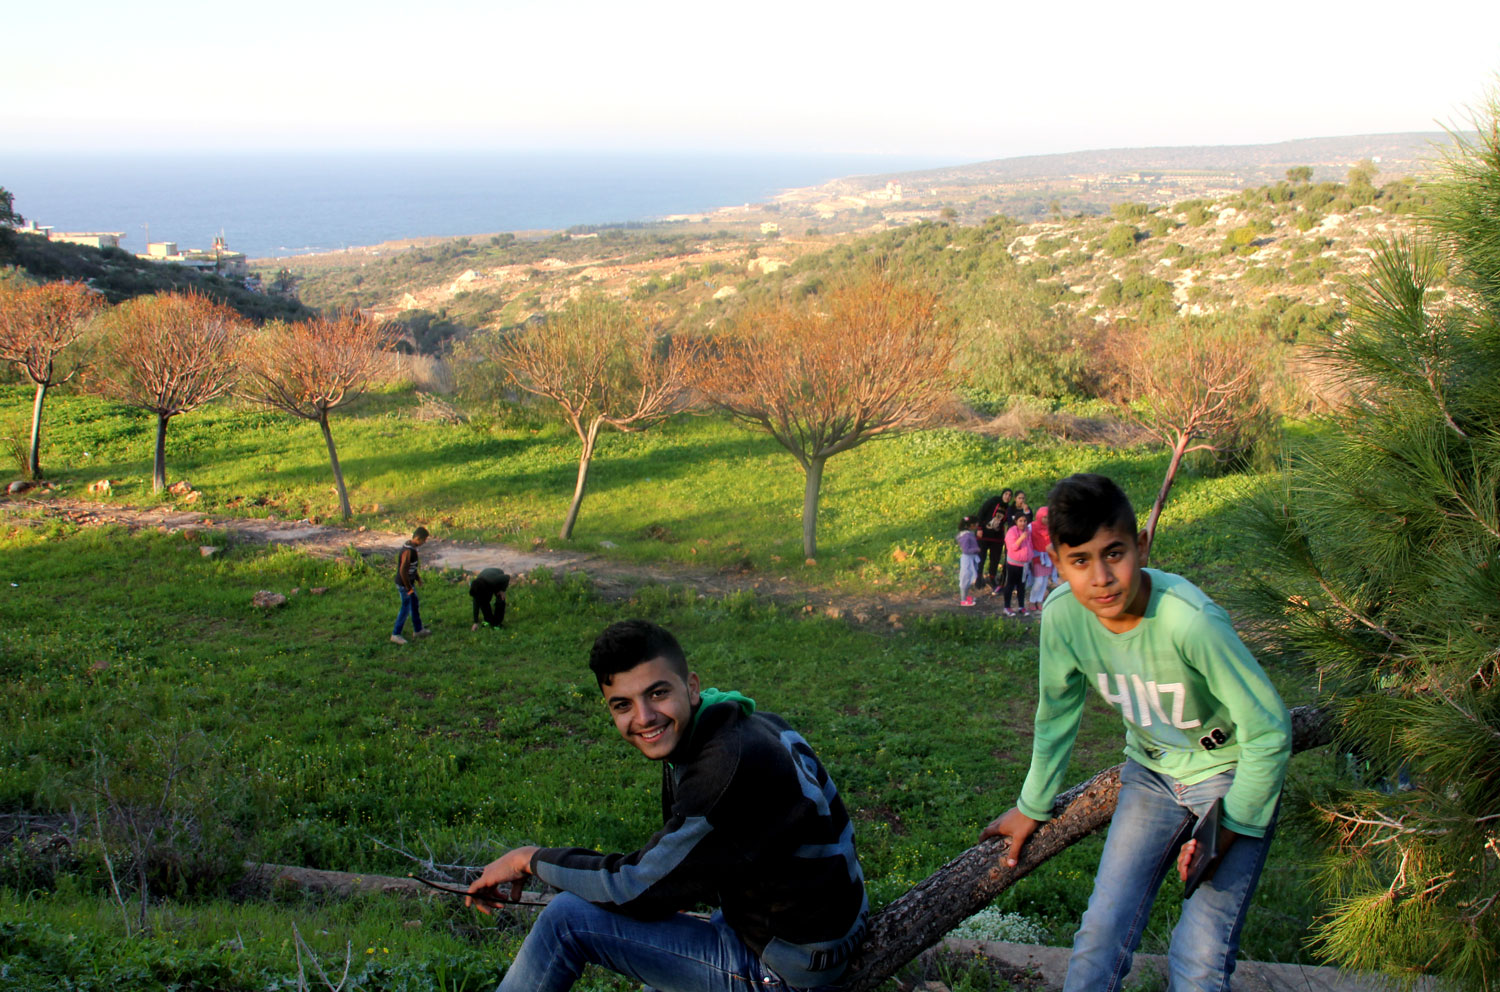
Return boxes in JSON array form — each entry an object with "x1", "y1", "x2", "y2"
[{"x1": 5, "y1": 0, "x2": 1500, "y2": 163}]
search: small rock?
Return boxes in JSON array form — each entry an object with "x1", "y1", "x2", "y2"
[
  {"x1": 200, "y1": 546, "x2": 221, "y2": 557},
  {"x1": 532, "y1": 537, "x2": 547, "y2": 550},
  {"x1": 802, "y1": 604, "x2": 814, "y2": 614},
  {"x1": 804, "y1": 558, "x2": 817, "y2": 567},
  {"x1": 252, "y1": 590, "x2": 287, "y2": 609},
  {"x1": 182, "y1": 491, "x2": 200, "y2": 504},
  {"x1": 88, "y1": 479, "x2": 112, "y2": 495},
  {"x1": 599, "y1": 540, "x2": 618, "y2": 549},
  {"x1": 824, "y1": 606, "x2": 844, "y2": 620},
  {"x1": 887, "y1": 613, "x2": 902, "y2": 625},
  {"x1": 7, "y1": 480, "x2": 32, "y2": 495},
  {"x1": 891, "y1": 548, "x2": 910, "y2": 562},
  {"x1": 310, "y1": 587, "x2": 328, "y2": 595},
  {"x1": 854, "y1": 611, "x2": 871, "y2": 623},
  {"x1": 167, "y1": 480, "x2": 193, "y2": 495}
]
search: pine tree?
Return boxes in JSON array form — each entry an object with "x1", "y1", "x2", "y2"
[{"x1": 1239, "y1": 103, "x2": 1500, "y2": 990}]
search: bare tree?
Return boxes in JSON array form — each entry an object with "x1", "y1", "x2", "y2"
[
  {"x1": 695, "y1": 275, "x2": 954, "y2": 560},
  {"x1": 474, "y1": 297, "x2": 698, "y2": 539},
  {"x1": 1104, "y1": 324, "x2": 1273, "y2": 561},
  {"x1": 238, "y1": 313, "x2": 400, "y2": 520},
  {"x1": 96, "y1": 293, "x2": 244, "y2": 493},
  {"x1": 0, "y1": 281, "x2": 104, "y2": 479}
]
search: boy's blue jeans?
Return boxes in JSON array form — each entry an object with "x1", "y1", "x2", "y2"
[
  {"x1": 497, "y1": 892, "x2": 840, "y2": 992},
  {"x1": 392, "y1": 583, "x2": 422, "y2": 636},
  {"x1": 1063, "y1": 759, "x2": 1278, "y2": 992}
]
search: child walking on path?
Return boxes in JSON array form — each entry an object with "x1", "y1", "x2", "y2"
[
  {"x1": 957, "y1": 516, "x2": 982, "y2": 606},
  {"x1": 1002, "y1": 512, "x2": 1033, "y2": 616},
  {"x1": 391, "y1": 526, "x2": 431, "y2": 645},
  {"x1": 983, "y1": 474, "x2": 1290, "y2": 992}
]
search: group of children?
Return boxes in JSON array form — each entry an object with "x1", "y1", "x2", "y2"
[{"x1": 958, "y1": 486, "x2": 1057, "y2": 614}]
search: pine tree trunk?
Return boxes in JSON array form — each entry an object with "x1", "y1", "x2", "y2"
[
  {"x1": 319, "y1": 412, "x2": 352, "y2": 521},
  {"x1": 802, "y1": 456, "x2": 826, "y2": 560},
  {"x1": 152, "y1": 413, "x2": 170, "y2": 494},
  {"x1": 27, "y1": 382, "x2": 46, "y2": 480},
  {"x1": 1143, "y1": 437, "x2": 1189, "y2": 564},
  {"x1": 839, "y1": 705, "x2": 1333, "y2": 991},
  {"x1": 560, "y1": 421, "x2": 601, "y2": 541}
]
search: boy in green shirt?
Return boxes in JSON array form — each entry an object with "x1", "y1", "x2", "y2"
[{"x1": 983, "y1": 473, "x2": 1290, "y2": 992}]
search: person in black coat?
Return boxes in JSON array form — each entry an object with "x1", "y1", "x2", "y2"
[
  {"x1": 469, "y1": 567, "x2": 510, "y2": 630},
  {"x1": 976, "y1": 488, "x2": 1014, "y2": 590}
]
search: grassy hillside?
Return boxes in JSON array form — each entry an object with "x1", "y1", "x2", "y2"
[
  {"x1": 0, "y1": 478, "x2": 1332, "y2": 992},
  {"x1": 7, "y1": 385, "x2": 1263, "y2": 592}
]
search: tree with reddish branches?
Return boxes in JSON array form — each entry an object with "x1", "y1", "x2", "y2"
[
  {"x1": 238, "y1": 313, "x2": 400, "y2": 520},
  {"x1": 694, "y1": 274, "x2": 954, "y2": 560},
  {"x1": 96, "y1": 293, "x2": 244, "y2": 494},
  {"x1": 467, "y1": 297, "x2": 698, "y2": 540},
  {"x1": 1104, "y1": 323, "x2": 1273, "y2": 561},
  {"x1": 0, "y1": 281, "x2": 104, "y2": 479}
]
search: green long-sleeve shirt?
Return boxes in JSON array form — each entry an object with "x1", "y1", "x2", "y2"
[{"x1": 1017, "y1": 569, "x2": 1290, "y2": 837}]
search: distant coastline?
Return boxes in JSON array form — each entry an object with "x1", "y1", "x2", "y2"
[{"x1": 1, "y1": 152, "x2": 939, "y2": 263}]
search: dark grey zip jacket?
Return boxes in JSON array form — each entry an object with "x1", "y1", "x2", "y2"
[{"x1": 529, "y1": 696, "x2": 868, "y2": 987}]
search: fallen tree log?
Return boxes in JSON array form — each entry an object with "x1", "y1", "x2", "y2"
[{"x1": 840, "y1": 704, "x2": 1334, "y2": 991}]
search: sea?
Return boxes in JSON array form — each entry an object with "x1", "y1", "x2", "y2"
[{"x1": 1, "y1": 152, "x2": 939, "y2": 261}]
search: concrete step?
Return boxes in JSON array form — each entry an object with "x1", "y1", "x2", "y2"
[{"x1": 933, "y1": 938, "x2": 1421, "y2": 991}]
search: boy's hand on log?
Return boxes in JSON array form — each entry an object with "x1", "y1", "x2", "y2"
[
  {"x1": 466, "y1": 846, "x2": 539, "y2": 914},
  {"x1": 980, "y1": 807, "x2": 1039, "y2": 867}
]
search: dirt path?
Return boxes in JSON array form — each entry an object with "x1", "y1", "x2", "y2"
[{"x1": 2, "y1": 496, "x2": 1032, "y2": 628}]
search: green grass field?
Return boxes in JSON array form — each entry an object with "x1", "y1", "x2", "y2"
[
  {"x1": 0, "y1": 385, "x2": 1333, "y2": 990},
  {"x1": 7, "y1": 384, "x2": 1260, "y2": 594}
]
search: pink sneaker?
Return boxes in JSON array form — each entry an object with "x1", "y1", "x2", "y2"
[{"x1": 961, "y1": 597, "x2": 975, "y2": 607}]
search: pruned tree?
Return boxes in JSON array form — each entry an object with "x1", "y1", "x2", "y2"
[
  {"x1": 1234, "y1": 101, "x2": 1500, "y2": 992},
  {"x1": 239, "y1": 313, "x2": 399, "y2": 520},
  {"x1": 695, "y1": 274, "x2": 954, "y2": 560},
  {"x1": 472, "y1": 297, "x2": 697, "y2": 540},
  {"x1": 96, "y1": 292, "x2": 244, "y2": 493},
  {"x1": 1104, "y1": 323, "x2": 1273, "y2": 560},
  {"x1": 0, "y1": 281, "x2": 104, "y2": 479}
]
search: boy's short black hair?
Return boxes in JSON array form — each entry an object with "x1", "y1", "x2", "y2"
[
  {"x1": 589, "y1": 619, "x2": 688, "y2": 687},
  {"x1": 412, "y1": 526, "x2": 430, "y2": 540},
  {"x1": 1045, "y1": 473, "x2": 1137, "y2": 549}
]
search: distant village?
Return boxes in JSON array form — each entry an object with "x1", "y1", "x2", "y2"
[{"x1": 8, "y1": 221, "x2": 262, "y2": 291}]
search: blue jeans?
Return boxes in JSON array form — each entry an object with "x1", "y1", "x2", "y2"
[
  {"x1": 392, "y1": 584, "x2": 423, "y2": 636},
  {"x1": 498, "y1": 892, "x2": 841, "y2": 992},
  {"x1": 1063, "y1": 760, "x2": 1278, "y2": 992}
]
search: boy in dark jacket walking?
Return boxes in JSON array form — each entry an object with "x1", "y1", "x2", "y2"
[
  {"x1": 390, "y1": 527, "x2": 429, "y2": 645},
  {"x1": 467, "y1": 620, "x2": 868, "y2": 991}
]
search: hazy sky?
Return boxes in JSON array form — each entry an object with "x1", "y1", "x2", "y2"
[{"x1": 5, "y1": 0, "x2": 1499, "y2": 161}]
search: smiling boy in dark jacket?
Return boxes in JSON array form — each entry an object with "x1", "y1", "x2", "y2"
[{"x1": 468, "y1": 620, "x2": 867, "y2": 991}]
